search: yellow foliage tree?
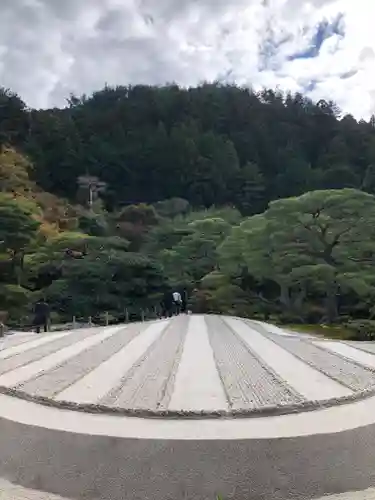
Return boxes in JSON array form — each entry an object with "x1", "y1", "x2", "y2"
[
  {"x1": 0, "y1": 146, "x2": 78, "y2": 238},
  {"x1": 0, "y1": 146, "x2": 34, "y2": 194}
]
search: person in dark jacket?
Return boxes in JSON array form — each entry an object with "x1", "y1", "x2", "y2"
[
  {"x1": 33, "y1": 299, "x2": 50, "y2": 333},
  {"x1": 181, "y1": 290, "x2": 187, "y2": 314},
  {"x1": 160, "y1": 289, "x2": 174, "y2": 318}
]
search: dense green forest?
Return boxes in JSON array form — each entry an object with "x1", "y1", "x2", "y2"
[{"x1": 1, "y1": 83, "x2": 375, "y2": 337}]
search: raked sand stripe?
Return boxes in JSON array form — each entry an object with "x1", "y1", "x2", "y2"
[
  {"x1": 168, "y1": 316, "x2": 228, "y2": 412},
  {"x1": 103, "y1": 316, "x2": 188, "y2": 410},
  {"x1": 0, "y1": 326, "x2": 123, "y2": 388},
  {"x1": 316, "y1": 341, "x2": 375, "y2": 370},
  {"x1": 0, "y1": 328, "x2": 99, "y2": 376},
  {"x1": 18, "y1": 326, "x2": 140, "y2": 398},
  {"x1": 254, "y1": 321, "x2": 295, "y2": 336},
  {"x1": 228, "y1": 318, "x2": 352, "y2": 400},
  {"x1": 349, "y1": 342, "x2": 375, "y2": 355},
  {"x1": 266, "y1": 334, "x2": 375, "y2": 392},
  {"x1": 254, "y1": 321, "x2": 318, "y2": 340},
  {"x1": 0, "y1": 334, "x2": 40, "y2": 350},
  {"x1": 56, "y1": 320, "x2": 171, "y2": 404},
  {"x1": 0, "y1": 331, "x2": 74, "y2": 360},
  {"x1": 206, "y1": 316, "x2": 302, "y2": 410}
]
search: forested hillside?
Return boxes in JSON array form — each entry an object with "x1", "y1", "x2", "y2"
[
  {"x1": 1, "y1": 83, "x2": 375, "y2": 337},
  {"x1": 3, "y1": 83, "x2": 375, "y2": 212}
]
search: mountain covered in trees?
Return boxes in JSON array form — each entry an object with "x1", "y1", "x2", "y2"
[
  {"x1": 3, "y1": 83, "x2": 375, "y2": 212},
  {"x1": 1, "y1": 83, "x2": 375, "y2": 338}
]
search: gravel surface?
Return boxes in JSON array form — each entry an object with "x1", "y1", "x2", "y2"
[
  {"x1": 348, "y1": 342, "x2": 375, "y2": 355},
  {"x1": 168, "y1": 315, "x2": 228, "y2": 412},
  {"x1": 206, "y1": 316, "x2": 301, "y2": 410},
  {"x1": 0, "y1": 333, "x2": 71, "y2": 360},
  {"x1": 0, "y1": 479, "x2": 69, "y2": 500},
  {"x1": 103, "y1": 316, "x2": 188, "y2": 410},
  {"x1": 0, "y1": 330, "x2": 96, "y2": 376},
  {"x1": 1, "y1": 478, "x2": 375, "y2": 500},
  {"x1": 55, "y1": 321, "x2": 169, "y2": 405},
  {"x1": 0, "y1": 335, "x2": 37, "y2": 350},
  {"x1": 318, "y1": 342, "x2": 375, "y2": 370},
  {"x1": 5, "y1": 408, "x2": 375, "y2": 500},
  {"x1": 17, "y1": 326, "x2": 138, "y2": 398},
  {"x1": 316, "y1": 490, "x2": 375, "y2": 500},
  {"x1": 226, "y1": 318, "x2": 352, "y2": 401},
  {"x1": 267, "y1": 335, "x2": 375, "y2": 392},
  {"x1": 4, "y1": 316, "x2": 375, "y2": 417}
]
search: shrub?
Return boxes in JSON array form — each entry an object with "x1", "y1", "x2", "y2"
[{"x1": 345, "y1": 319, "x2": 375, "y2": 341}]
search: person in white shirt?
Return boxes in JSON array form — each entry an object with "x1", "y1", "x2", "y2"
[{"x1": 172, "y1": 291, "x2": 182, "y2": 315}]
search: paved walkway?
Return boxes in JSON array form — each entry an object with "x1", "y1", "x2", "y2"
[
  {"x1": 2, "y1": 478, "x2": 375, "y2": 500},
  {"x1": 3, "y1": 413, "x2": 375, "y2": 500}
]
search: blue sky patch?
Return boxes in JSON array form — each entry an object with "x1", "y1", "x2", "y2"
[
  {"x1": 288, "y1": 13, "x2": 345, "y2": 61},
  {"x1": 305, "y1": 80, "x2": 318, "y2": 92}
]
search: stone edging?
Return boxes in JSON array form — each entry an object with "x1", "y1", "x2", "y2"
[{"x1": 1, "y1": 384, "x2": 375, "y2": 420}]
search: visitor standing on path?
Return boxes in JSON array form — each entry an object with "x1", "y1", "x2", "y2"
[
  {"x1": 161, "y1": 289, "x2": 173, "y2": 318},
  {"x1": 33, "y1": 299, "x2": 50, "y2": 333},
  {"x1": 181, "y1": 290, "x2": 188, "y2": 314},
  {"x1": 172, "y1": 291, "x2": 182, "y2": 315}
]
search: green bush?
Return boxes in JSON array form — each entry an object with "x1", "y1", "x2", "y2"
[{"x1": 345, "y1": 319, "x2": 375, "y2": 341}]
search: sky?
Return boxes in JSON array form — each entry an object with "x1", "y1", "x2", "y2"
[{"x1": 1, "y1": 0, "x2": 374, "y2": 119}]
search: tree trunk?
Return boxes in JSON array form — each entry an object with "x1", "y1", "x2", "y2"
[
  {"x1": 279, "y1": 283, "x2": 291, "y2": 309},
  {"x1": 294, "y1": 286, "x2": 306, "y2": 311},
  {"x1": 325, "y1": 282, "x2": 339, "y2": 323},
  {"x1": 292, "y1": 285, "x2": 307, "y2": 322},
  {"x1": 10, "y1": 251, "x2": 24, "y2": 285}
]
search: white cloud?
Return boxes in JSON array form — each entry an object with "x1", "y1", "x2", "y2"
[{"x1": 0, "y1": 0, "x2": 374, "y2": 119}]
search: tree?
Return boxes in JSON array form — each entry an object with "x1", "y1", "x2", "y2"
[
  {"x1": 0, "y1": 283, "x2": 33, "y2": 325},
  {"x1": 153, "y1": 198, "x2": 190, "y2": 218},
  {"x1": 160, "y1": 217, "x2": 231, "y2": 284},
  {"x1": 318, "y1": 166, "x2": 360, "y2": 190},
  {"x1": 77, "y1": 175, "x2": 107, "y2": 208},
  {"x1": 230, "y1": 162, "x2": 266, "y2": 215},
  {"x1": 362, "y1": 164, "x2": 375, "y2": 194},
  {"x1": 42, "y1": 253, "x2": 166, "y2": 319},
  {"x1": 0, "y1": 88, "x2": 29, "y2": 146},
  {"x1": 242, "y1": 189, "x2": 375, "y2": 322},
  {"x1": 0, "y1": 194, "x2": 40, "y2": 283},
  {"x1": 15, "y1": 82, "x2": 374, "y2": 213},
  {"x1": 114, "y1": 203, "x2": 159, "y2": 251},
  {"x1": 219, "y1": 216, "x2": 281, "y2": 318},
  {"x1": 0, "y1": 147, "x2": 34, "y2": 194},
  {"x1": 26, "y1": 234, "x2": 168, "y2": 320}
]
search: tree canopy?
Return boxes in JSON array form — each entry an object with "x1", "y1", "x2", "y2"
[
  {"x1": 1, "y1": 83, "x2": 375, "y2": 214},
  {"x1": 219, "y1": 189, "x2": 375, "y2": 323}
]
